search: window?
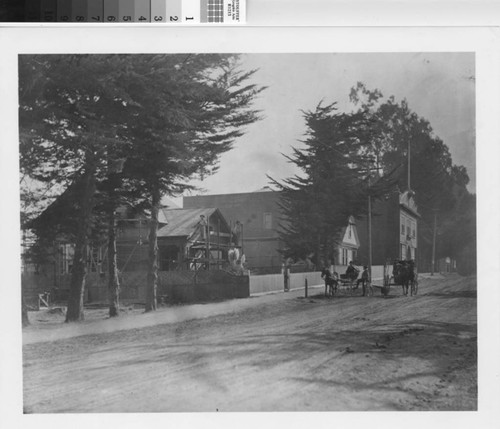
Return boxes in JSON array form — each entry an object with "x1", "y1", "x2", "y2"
[
  {"x1": 59, "y1": 244, "x2": 74, "y2": 274},
  {"x1": 341, "y1": 248, "x2": 349, "y2": 265},
  {"x1": 412, "y1": 222, "x2": 416, "y2": 238},
  {"x1": 401, "y1": 219, "x2": 405, "y2": 235},
  {"x1": 263, "y1": 212, "x2": 272, "y2": 229}
]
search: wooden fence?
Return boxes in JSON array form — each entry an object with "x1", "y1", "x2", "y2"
[{"x1": 21, "y1": 269, "x2": 249, "y2": 305}]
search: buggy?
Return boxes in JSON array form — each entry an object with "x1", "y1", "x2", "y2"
[{"x1": 382, "y1": 259, "x2": 418, "y2": 296}]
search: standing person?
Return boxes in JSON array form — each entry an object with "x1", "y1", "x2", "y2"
[
  {"x1": 356, "y1": 266, "x2": 370, "y2": 296},
  {"x1": 283, "y1": 262, "x2": 290, "y2": 292}
]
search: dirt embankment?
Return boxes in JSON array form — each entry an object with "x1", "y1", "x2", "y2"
[{"x1": 22, "y1": 274, "x2": 477, "y2": 412}]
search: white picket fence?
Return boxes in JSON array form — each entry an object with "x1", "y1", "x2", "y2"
[{"x1": 249, "y1": 265, "x2": 385, "y2": 296}]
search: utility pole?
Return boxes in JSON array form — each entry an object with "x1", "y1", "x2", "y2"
[
  {"x1": 368, "y1": 175, "x2": 373, "y2": 285},
  {"x1": 431, "y1": 210, "x2": 437, "y2": 275},
  {"x1": 206, "y1": 213, "x2": 210, "y2": 270},
  {"x1": 408, "y1": 139, "x2": 411, "y2": 191}
]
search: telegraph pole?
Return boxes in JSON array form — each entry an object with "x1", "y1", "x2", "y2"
[
  {"x1": 431, "y1": 210, "x2": 437, "y2": 276},
  {"x1": 368, "y1": 175, "x2": 373, "y2": 284},
  {"x1": 408, "y1": 139, "x2": 411, "y2": 191}
]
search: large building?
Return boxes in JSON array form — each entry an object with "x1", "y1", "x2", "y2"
[
  {"x1": 184, "y1": 189, "x2": 364, "y2": 273},
  {"x1": 184, "y1": 189, "x2": 283, "y2": 273},
  {"x1": 356, "y1": 190, "x2": 420, "y2": 266}
]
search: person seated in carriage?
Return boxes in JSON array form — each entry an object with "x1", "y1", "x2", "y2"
[{"x1": 345, "y1": 261, "x2": 360, "y2": 281}]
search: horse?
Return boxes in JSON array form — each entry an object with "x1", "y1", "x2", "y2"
[
  {"x1": 321, "y1": 269, "x2": 338, "y2": 297},
  {"x1": 393, "y1": 260, "x2": 415, "y2": 296}
]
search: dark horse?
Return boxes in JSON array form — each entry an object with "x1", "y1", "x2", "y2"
[
  {"x1": 321, "y1": 268, "x2": 338, "y2": 297},
  {"x1": 393, "y1": 260, "x2": 415, "y2": 296}
]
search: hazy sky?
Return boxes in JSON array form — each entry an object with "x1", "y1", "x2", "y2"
[{"x1": 176, "y1": 52, "x2": 475, "y2": 205}]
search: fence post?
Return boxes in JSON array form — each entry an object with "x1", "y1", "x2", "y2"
[{"x1": 305, "y1": 278, "x2": 308, "y2": 298}]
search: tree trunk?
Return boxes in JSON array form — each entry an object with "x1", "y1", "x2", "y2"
[
  {"x1": 145, "y1": 185, "x2": 160, "y2": 312},
  {"x1": 65, "y1": 161, "x2": 96, "y2": 322},
  {"x1": 108, "y1": 205, "x2": 120, "y2": 317}
]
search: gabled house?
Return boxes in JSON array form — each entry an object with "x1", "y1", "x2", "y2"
[
  {"x1": 22, "y1": 202, "x2": 241, "y2": 304},
  {"x1": 335, "y1": 216, "x2": 361, "y2": 266},
  {"x1": 184, "y1": 189, "x2": 283, "y2": 273},
  {"x1": 156, "y1": 207, "x2": 234, "y2": 271}
]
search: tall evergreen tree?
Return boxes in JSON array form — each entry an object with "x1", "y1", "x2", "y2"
[
  {"x1": 19, "y1": 55, "x2": 132, "y2": 321},
  {"x1": 19, "y1": 54, "x2": 264, "y2": 319},
  {"x1": 119, "y1": 55, "x2": 264, "y2": 311},
  {"x1": 271, "y1": 102, "x2": 389, "y2": 267},
  {"x1": 350, "y1": 82, "x2": 475, "y2": 271}
]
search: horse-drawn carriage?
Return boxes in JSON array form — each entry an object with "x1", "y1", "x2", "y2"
[
  {"x1": 322, "y1": 265, "x2": 371, "y2": 297},
  {"x1": 382, "y1": 259, "x2": 418, "y2": 296}
]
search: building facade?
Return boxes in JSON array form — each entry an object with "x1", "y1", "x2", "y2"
[
  {"x1": 336, "y1": 216, "x2": 361, "y2": 266},
  {"x1": 356, "y1": 190, "x2": 420, "y2": 266},
  {"x1": 184, "y1": 189, "x2": 283, "y2": 273}
]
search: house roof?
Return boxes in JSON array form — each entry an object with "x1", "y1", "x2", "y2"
[
  {"x1": 399, "y1": 190, "x2": 421, "y2": 218},
  {"x1": 339, "y1": 216, "x2": 360, "y2": 249},
  {"x1": 157, "y1": 207, "x2": 220, "y2": 238}
]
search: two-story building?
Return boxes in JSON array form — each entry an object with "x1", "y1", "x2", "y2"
[
  {"x1": 356, "y1": 190, "x2": 420, "y2": 266},
  {"x1": 184, "y1": 188, "x2": 283, "y2": 273}
]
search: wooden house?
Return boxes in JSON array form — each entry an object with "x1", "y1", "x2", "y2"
[
  {"x1": 335, "y1": 216, "x2": 361, "y2": 266},
  {"x1": 184, "y1": 189, "x2": 283, "y2": 273}
]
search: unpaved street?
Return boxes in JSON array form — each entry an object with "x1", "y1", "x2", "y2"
[{"x1": 22, "y1": 274, "x2": 477, "y2": 412}]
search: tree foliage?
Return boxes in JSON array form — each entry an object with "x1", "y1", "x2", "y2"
[
  {"x1": 271, "y1": 102, "x2": 396, "y2": 267},
  {"x1": 350, "y1": 82, "x2": 475, "y2": 271},
  {"x1": 19, "y1": 54, "x2": 264, "y2": 320}
]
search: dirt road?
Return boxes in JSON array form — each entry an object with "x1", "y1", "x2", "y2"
[{"x1": 22, "y1": 274, "x2": 477, "y2": 412}]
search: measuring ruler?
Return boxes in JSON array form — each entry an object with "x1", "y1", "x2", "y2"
[{"x1": 27, "y1": 0, "x2": 245, "y2": 23}]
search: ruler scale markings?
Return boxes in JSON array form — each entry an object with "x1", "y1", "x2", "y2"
[
  {"x1": 88, "y1": 0, "x2": 104, "y2": 22},
  {"x1": 119, "y1": 0, "x2": 134, "y2": 22},
  {"x1": 71, "y1": 0, "x2": 88, "y2": 22},
  {"x1": 21, "y1": 0, "x2": 246, "y2": 23},
  {"x1": 25, "y1": 0, "x2": 41, "y2": 22},
  {"x1": 104, "y1": 0, "x2": 119, "y2": 22},
  {"x1": 56, "y1": 0, "x2": 72, "y2": 22},
  {"x1": 208, "y1": 0, "x2": 223, "y2": 23},
  {"x1": 166, "y1": 0, "x2": 181, "y2": 23},
  {"x1": 134, "y1": 0, "x2": 150, "y2": 22},
  {"x1": 41, "y1": 0, "x2": 57, "y2": 22},
  {"x1": 182, "y1": 0, "x2": 199, "y2": 23},
  {"x1": 200, "y1": 0, "x2": 208, "y2": 23},
  {"x1": 150, "y1": 0, "x2": 166, "y2": 22}
]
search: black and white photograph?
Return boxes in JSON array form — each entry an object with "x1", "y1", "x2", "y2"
[{"x1": 1, "y1": 25, "x2": 499, "y2": 426}]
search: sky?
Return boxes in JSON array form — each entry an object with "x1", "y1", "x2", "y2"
[{"x1": 174, "y1": 52, "x2": 475, "y2": 206}]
